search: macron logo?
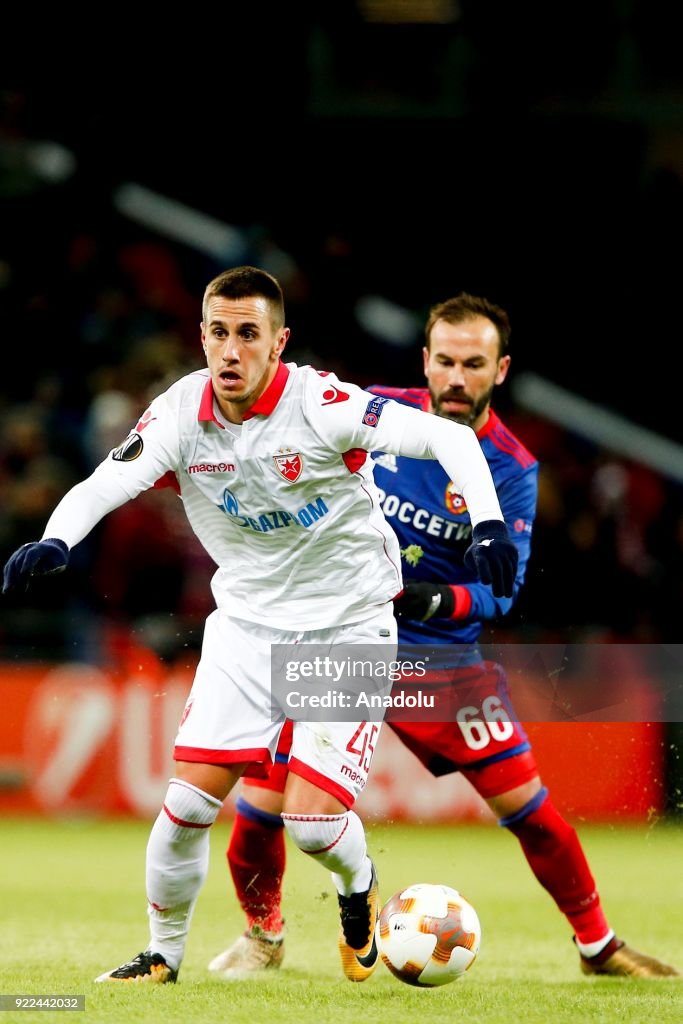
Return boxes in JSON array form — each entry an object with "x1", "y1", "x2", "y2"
[{"x1": 188, "y1": 462, "x2": 236, "y2": 474}]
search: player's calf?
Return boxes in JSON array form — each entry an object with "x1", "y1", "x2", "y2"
[{"x1": 282, "y1": 810, "x2": 379, "y2": 981}]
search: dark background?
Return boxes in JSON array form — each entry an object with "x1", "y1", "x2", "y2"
[
  {"x1": 2, "y1": 2, "x2": 682, "y2": 430},
  {"x1": 1, "y1": 0, "x2": 682, "y2": 655}
]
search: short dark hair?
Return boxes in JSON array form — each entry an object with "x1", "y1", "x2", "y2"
[
  {"x1": 425, "y1": 293, "x2": 511, "y2": 357},
  {"x1": 202, "y1": 266, "x2": 285, "y2": 329}
]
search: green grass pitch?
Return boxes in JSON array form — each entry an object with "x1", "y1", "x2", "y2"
[{"x1": 1, "y1": 817, "x2": 681, "y2": 1024}]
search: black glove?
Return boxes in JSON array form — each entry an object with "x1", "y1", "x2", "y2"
[
  {"x1": 394, "y1": 582, "x2": 455, "y2": 622},
  {"x1": 464, "y1": 520, "x2": 518, "y2": 598},
  {"x1": 2, "y1": 538, "x2": 70, "y2": 594}
]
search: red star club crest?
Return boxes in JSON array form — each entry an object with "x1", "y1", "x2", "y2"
[{"x1": 273, "y1": 450, "x2": 303, "y2": 482}]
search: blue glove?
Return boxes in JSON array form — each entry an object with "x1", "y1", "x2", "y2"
[
  {"x1": 464, "y1": 520, "x2": 518, "y2": 598},
  {"x1": 2, "y1": 538, "x2": 70, "y2": 594}
]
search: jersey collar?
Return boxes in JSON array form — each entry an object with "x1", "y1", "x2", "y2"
[
  {"x1": 242, "y1": 359, "x2": 290, "y2": 420},
  {"x1": 197, "y1": 361, "x2": 290, "y2": 427},
  {"x1": 476, "y1": 407, "x2": 500, "y2": 439}
]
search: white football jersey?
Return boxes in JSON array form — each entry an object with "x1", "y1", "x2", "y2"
[{"x1": 43, "y1": 362, "x2": 504, "y2": 630}]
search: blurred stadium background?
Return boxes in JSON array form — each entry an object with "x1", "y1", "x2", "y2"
[{"x1": 1, "y1": 2, "x2": 682, "y2": 825}]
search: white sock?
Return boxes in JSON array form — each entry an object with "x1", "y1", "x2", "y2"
[
  {"x1": 575, "y1": 930, "x2": 615, "y2": 958},
  {"x1": 282, "y1": 811, "x2": 372, "y2": 896},
  {"x1": 146, "y1": 778, "x2": 221, "y2": 969}
]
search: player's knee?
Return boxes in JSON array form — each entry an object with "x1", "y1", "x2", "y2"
[
  {"x1": 240, "y1": 783, "x2": 285, "y2": 817},
  {"x1": 498, "y1": 785, "x2": 549, "y2": 830},
  {"x1": 499, "y1": 787, "x2": 576, "y2": 845},
  {"x1": 488, "y1": 775, "x2": 544, "y2": 819},
  {"x1": 233, "y1": 795, "x2": 285, "y2": 832},
  {"x1": 282, "y1": 811, "x2": 350, "y2": 854},
  {"x1": 159, "y1": 778, "x2": 222, "y2": 839}
]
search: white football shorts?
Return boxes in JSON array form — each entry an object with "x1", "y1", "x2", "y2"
[{"x1": 174, "y1": 604, "x2": 397, "y2": 806}]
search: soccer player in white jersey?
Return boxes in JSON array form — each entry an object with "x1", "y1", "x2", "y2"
[{"x1": 2, "y1": 266, "x2": 518, "y2": 984}]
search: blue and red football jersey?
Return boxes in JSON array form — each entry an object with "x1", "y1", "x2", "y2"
[{"x1": 369, "y1": 386, "x2": 538, "y2": 645}]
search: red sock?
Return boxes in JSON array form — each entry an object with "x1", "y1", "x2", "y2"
[
  {"x1": 228, "y1": 797, "x2": 285, "y2": 935},
  {"x1": 502, "y1": 789, "x2": 610, "y2": 944}
]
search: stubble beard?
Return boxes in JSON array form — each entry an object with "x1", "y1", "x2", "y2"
[{"x1": 430, "y1": 383, "x2": 495, "y2": 427}]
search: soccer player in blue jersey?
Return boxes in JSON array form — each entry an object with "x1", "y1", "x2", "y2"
[{"x1": 210, "y1": 293, "x2": 678, "y2": 981}]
